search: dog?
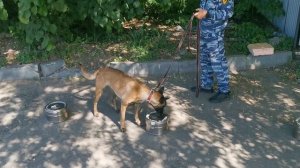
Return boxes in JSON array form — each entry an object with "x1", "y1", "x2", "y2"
[{"x1": 79, "y1": 64, "x2": 168, "y2": 132}]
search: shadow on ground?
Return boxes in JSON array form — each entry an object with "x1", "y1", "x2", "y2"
[{"x1": 0, "y1": 68, "x2": 300, "y2": 168}]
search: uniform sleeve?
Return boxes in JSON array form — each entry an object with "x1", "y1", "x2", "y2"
[{"x1": 207, "y1": 0, "x2": 234, "y2": 21}]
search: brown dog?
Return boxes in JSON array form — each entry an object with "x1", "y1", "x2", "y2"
[{"x1": 79, "y1": 64, "x2": 168, "y2": 132}]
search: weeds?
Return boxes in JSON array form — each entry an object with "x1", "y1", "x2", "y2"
[
  {"x1": 0, "y1": 19, "x2": 295, "y2": 68},
  {"x1": 0, "y1": 57, "x2": 7, "y2": 67},
  {"x1": 274, "y1": 37, "x2": 293, "y2": 51},
  {"x1": 278, "y1": 61, "x2": 300, "y2": 81},
  {"x1": 113, "y1": 28, "x2": 176, "y2": 62}
]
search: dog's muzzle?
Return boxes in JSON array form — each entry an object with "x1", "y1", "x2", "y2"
[
  {"x1": 153, "y1": 99, "x2": 166, "y2": 115},
  {"x1": 152, "y1": 96, "x2": 166, "y2": 108}
]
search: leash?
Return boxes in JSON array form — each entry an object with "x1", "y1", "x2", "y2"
[
  {"x1": 177, "y1": 13, "x2": 201, "y2": 97},
  {"x1": 147, "y1": 65, "x2": 171, "y2": 102},
  {"x1": 176, "y1": 14, "x2": 195, "y2": 52},
  {"x1": 154, "y1": 65, "x2": 171, "y2": 90},
  {"x1": 145, "y1": 16, "x2": 201, "y2": 104}
]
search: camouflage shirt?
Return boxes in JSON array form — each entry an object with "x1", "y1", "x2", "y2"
[{"x1": 200, "y1": 0, "x2": 234, "y2": 32}]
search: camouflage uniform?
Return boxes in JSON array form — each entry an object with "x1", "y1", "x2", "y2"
[{"x1": 199, "y1": 0, "x2": 234, "y2": 93}]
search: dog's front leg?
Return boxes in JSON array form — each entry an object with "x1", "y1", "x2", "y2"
[
  {"x1": 112, "y1": 95, "x2": 119, "y2": 112},
  {"x1": 120, "y1": 102, "x2": 128, "y2": 132},
  {"x1": 134, "y1": 103, "x2": 142, "y2": 126}
]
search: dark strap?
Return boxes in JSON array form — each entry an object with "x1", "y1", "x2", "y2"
[
  {"x1": 177, "y1": 13, "x2": 201, "y2": 98},
  {"x1": 177, "y1": 14, "x2": 195, "y2": 52},
  {"x1": 153, "y1": 65, "x2": 171, "y2": 90},
  {"x1": 147, "y1": 90, "x2": 154, "y2": 102}
]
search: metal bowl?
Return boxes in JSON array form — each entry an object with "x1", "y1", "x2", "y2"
[
  {"x1": 145, "y1": 111, "x2": 169, "y2": 136},
  {"x1": 44, "y1": 101, "x2": 68, "y2": 123},
  {"x1": 293, "y1": 117, "x2": 300, "y2": 140}
]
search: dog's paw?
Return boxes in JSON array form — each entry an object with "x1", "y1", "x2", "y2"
[
  {"x1": 94, "y1": 112, "x2": 100, "y2": 117},
  {"x1": 135, "y1": 120, "x2": 141, "y2": 126}
]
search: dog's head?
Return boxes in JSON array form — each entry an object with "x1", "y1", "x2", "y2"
[
  {"x1": 149, "y1": 87, "x2": 169, "y2": 115},
  {"x1": 149, "y1": 66, "x2": 171, "y2": 115}
]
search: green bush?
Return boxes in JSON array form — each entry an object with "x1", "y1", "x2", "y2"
[
  {"x1": 0, "y1": 0, "x2": 8, "y2": 20},
  {"x1": 274, "y1": 36, "x2": 293, "y2": 51},
  {"x1": 0, "y1": 0, "x2": 287, "y2": 62},
  {"x1": 234, "y1": 0, "x2": 284, "y2": 21},
  {"x1": 144, "y1": 0, "x2": 198, "y2": 24},
  {"x1": 235, "y1": 22, "x2": 272, "y2": 43},
  {"x1": 1, "y1": 0, "x2": 145, "y2": 53},
  {"x1": 0, "y1": 56, "x2": 7, "y2": 67},
  {"x1": 226, "y1": 22, "x2": 274, "y2": 54}
]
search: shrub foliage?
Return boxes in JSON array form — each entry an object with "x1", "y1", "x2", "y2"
[
  {"x1": 0, "y1": 0, "x2": 285, "y2": 55},
  {"x1": 234, "y1": 0, "x2": 284, "y2": 20},
  {"x1": 1, "y1": 0, "x2": 145, "y2": 51}
]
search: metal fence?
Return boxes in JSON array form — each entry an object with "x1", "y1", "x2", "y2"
[{"x1": 272, "y1": 0, "x2": 300, "y2": 38}]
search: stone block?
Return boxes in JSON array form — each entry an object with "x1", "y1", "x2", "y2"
[
  {"x1": 247, "y1": 43, "x2": 274, "y2": 56},
  {"x1": 40, "y1": 60, "x2": 65, "y2": 77}
]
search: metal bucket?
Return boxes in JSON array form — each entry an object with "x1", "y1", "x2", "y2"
[
  {"x1": 145, "y1": 111, "x2": 169, "y2": 136},
  {"x1": 293, "y1": 117, "x2": 300, "y2": 140},
  {"x1": 44, "y1": 101, "x2": 69, "y2": 123}
]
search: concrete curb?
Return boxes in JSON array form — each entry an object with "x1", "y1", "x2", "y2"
[
  {"x1": 40, "y1": 60, "x2": 65, "y2": 77},
  {"x1": 0, "y1": 64, "x2": 39, "y2": 80},
  {"x1": 0, "y1": 51, "x2": 293, "y2": 80},
  {"x1": 39, "y1": 60, "x2": 81, "y2": 79},
  {"x1": 228, "y1": 51, "x2": 292, "y2": 74},
  {"x1": 44, "y1": 68, "x2": 81, "y2": 79},
  {"x1": 110, "y1": 51, "x2": 292, "y2": 76}
]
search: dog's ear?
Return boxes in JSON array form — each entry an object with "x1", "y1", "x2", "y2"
[
  {"x1": 158, "y1": 86, "x2": 165, "y2": 94},
  {"x1": 164, "y1": 96, "x2": 170, "y2": 100}
]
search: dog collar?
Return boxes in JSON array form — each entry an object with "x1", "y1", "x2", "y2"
[{"x1": 147, "y1": 90, "x2": 154, "y2": 103}]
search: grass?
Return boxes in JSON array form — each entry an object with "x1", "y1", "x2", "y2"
[{"x1": 113, "y1": 28, "x2": 175, "y2": 62}]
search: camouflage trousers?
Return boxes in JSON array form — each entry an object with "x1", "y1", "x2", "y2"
[{"x1": 199, "y1": 30, "x2": 230, "y2": 93}]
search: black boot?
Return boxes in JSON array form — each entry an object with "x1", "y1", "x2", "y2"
[{"x1": 209, "y1": 91, "x2": 231, "y2": 103}]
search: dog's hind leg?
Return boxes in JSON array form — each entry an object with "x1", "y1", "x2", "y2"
[
  {"x1": 134, "y1": 103, "x2": 142, "y2": 126},
  {"x1": 120, "y1": 102, "x2": 128, "y2": 132},
  {"x1": 93, "y1": 89, "x2": 102, "y2": 117}
]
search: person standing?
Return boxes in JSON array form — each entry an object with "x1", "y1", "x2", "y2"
[{"x1": 191, "y1": 0, "x2": 234, "y2": 103}]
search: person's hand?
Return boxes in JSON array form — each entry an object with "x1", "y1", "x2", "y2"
[{"x1": 194, "y1": 8, "x2": 207, "y2": 20}]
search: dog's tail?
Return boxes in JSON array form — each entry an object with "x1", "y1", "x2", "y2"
[{"x1": 79, "y1": 64, "x2": 99, "y2": 80}]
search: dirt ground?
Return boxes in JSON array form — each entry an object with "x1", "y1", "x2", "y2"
[{"x1": 0, "y1": 67, "x2": 299, "y2": 168}]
